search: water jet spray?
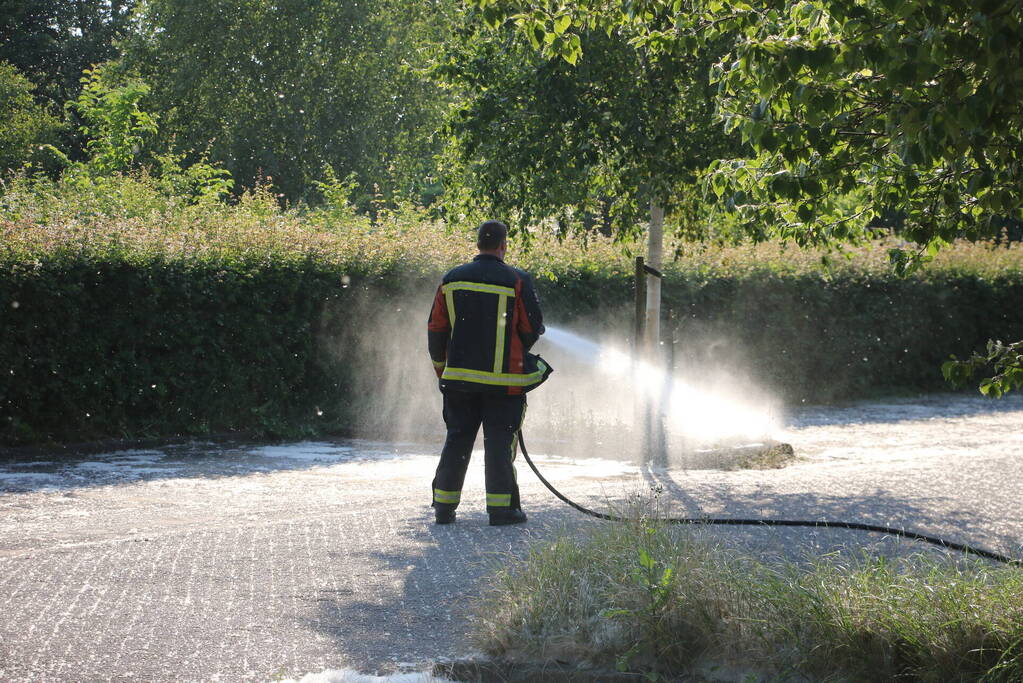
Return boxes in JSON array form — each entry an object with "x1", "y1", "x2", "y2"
[{"x1": 529, "y1": 326, "x2": 1021, "y2": 566}]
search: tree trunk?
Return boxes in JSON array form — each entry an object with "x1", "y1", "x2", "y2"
[
  {"x1": 634, "y1": 256, "x2": 646, "y2": 355},
  {"x1": 645, "y1": 200, "x2": 664, "y2": 357},
  {"x1": 645, "y1": 200, "x2": 668, "y2": 467},
  {"x1": 600, "y1": 198, "x2": 612, "y2": 237}
]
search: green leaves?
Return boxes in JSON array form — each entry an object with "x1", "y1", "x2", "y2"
[
  {"x1": 481, "y1": 5, "x2": 506, "y2": 29},
  {"x1": 0, "y1": 62, "x2": 64, "y2": 173},
  {"x1": 637, "y1": 547, "x2": 656, "y2": 570},
  {"x1": 554, "y1": 13, "x2": 572, "y2": 35},
  {"x1": 470, "y1": 1, "x2": 1023, "y2": 255},
  {"x1": 769, "y1": 172, "x2": 800, "y2": 200},
  {"x1": 72, "y1": 66, "x2": 158, "y2": 176},
  {"x1": 471, "y1": 1, "x2": 590, "y2": 64},
  {"x1": 441, "y1": 5, "x2": 734, "y2": 236},
  {"x1": 123, "y1": 0, "x2": 453, "y2": 204},
  {"x1": 943, "y1": 340, "x2": 1023, "y2": 398}
]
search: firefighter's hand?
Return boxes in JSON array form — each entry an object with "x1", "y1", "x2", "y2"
[{"x1": 432, "y1": 361, "x2": 445, "y2": 378}]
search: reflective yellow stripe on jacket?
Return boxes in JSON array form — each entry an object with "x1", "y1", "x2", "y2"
[
  {"x1": 441, "y1": 281, "x2": 516, "y2": 361},
  {"x1": 441, "y1": 359, "x2": 548, "y2": 387},
  {"x1": 439, "y1": 281, "x2": 536, "y2": 386}
]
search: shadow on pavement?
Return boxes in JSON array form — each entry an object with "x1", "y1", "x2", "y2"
[
  {"x1": 306, "y1": 501, "x2": 596, "y2": 672},
  {"x1": 307, "y1": 481, "x2": 1022, "y2": 672},
  {"x1": 643, "y1": 465, "x2": 1022, "y2": 561}
]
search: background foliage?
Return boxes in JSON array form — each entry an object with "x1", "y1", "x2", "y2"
[
  {"x1": 0, "y1": 61, "x2": 64, "y2": 174},
  {"x1": 475, "y1": 0, "x2": 1023, "y2": 254},
  {"x1": 3, "y1": 176, "x2": 1021, "y2": 444},
  {"x1": 467, "y1": 0, "x2": 1023, "y2": 396},
  {"x1": 435, "y1": 10, "x2": 735, "y2": 236},
  {"x1": 117, "y1": 0, "x2": 454, "y2": 205},
  {"x1": 0, "y1": 0, "x2": 137, "y2": 161},
  {"x1": 2, "y1": 0, "x2": 1023, "y2": 444}
]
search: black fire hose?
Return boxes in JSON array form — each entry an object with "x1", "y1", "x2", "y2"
[{"x1": 516, "y1": 431, "x2": 1022, "y2": 566}]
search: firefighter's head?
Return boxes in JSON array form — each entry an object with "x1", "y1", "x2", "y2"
[{"x1": 477, "y1": 220, "x2": 508, "y2": 258}]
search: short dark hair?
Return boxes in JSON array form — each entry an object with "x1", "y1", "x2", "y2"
[{"x1": 477, "y1": 220, "x2": 508, "y2": 250}]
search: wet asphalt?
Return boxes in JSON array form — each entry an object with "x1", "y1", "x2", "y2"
[{"x1": 1, "y1": 394, "x2": 1021, "y2": 681}]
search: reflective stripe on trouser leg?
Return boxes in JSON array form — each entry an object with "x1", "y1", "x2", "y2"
[
  {"x1": 483, "y1": 394, "x2": 526, "y2": 513},
  {"x1": 432, "y1": 392, "x2": 483, "y2": 509},
  {"x1": 433, "y1": 489, "x2": 461, "y2": 505},
  {"x1": 486, "y1": 493, "x2": 511, "y2": 507}
]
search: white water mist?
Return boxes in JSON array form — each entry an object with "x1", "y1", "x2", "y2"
[
  {"x1": 541, "y1": 324, "x2": 779, "y2": 446},
  {"x1": 325, "y1": 289, "x2": 780, "y2": 464}
]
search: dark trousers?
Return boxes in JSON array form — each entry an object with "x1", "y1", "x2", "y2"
[{"x1": 432, "y1": 391, "x2": 526, "y2": 513}]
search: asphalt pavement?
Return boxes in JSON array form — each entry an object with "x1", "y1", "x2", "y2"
[{"x1": 1, "y1": 394, "x2": 1021, "y2": 681}]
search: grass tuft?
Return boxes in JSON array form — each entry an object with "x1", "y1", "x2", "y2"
[{"x1": 471, "y1": 505, "x2": 1023, "y2": 681}]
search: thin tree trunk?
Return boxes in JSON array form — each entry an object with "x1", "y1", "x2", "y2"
[
  {"x1": 600, "y1": 198, "x2": 612, "y2": 237},
  {"x1": 645, "y1": 200, "x2": 664, "y2": 357},
  {"x1": 643, "y1": 199, "x2": 668, "y2": 467}
]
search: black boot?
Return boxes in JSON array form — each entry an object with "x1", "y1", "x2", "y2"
[
  {"x1": 489, "y1": 509, "x2": 527, "y2": 526},
  {"x1": 434, "y1": 505, "x2": 456, "y2": 525}
]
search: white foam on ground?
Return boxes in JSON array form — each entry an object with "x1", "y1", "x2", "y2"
[
  {"x1": 250, "y1": 442, "x2": 356, "y2": 462},
  {"x1": 117, "y1": 466, "x2": 182, "y2": 474},
  {"x1": 108, "y1": 454, "x2": 163, "y2": 464},
  {"x1": 528, "y1": 454, "x2": 640, "y2": 477},
  {"x1": 0, "y1": 472, "x2": 62, "y2": 483},
  {"x1": 279, "y1": 669, "x2": 457, "y2": 683},
  {"x1": 103, "y1": 449, "x2": 165, "y2": 458},
  {"x1": 74, "y1": 461, "x2": 126, "y2": 471}
]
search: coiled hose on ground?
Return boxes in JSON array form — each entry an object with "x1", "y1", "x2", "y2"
[{"x1": 516, "y1": 431, "x2": 1022, "y2": 566}]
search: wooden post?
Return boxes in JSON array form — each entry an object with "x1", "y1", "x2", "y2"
[{"x1": 634, "y1": 256, "x2": 646, "y2": 356}]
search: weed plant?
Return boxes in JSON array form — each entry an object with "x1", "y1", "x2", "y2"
[{"x1": 472, "y1": 506, "x2": 1023, "y2": 681}]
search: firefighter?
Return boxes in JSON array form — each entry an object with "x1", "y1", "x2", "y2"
[{"x1": 427, "y1": 220, "x2": 552, "y2": 526}]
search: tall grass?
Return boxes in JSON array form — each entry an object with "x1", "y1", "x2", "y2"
[
  {"x1": 4, "y1": 171, "x2": 1022, "y2": 281},
  {"x1": 472, "y1": 507, "x2": 1023, "y2": 681}
]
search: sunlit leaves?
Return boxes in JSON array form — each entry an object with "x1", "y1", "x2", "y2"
[
  {"x1": 72, "y1": 66, "x2": 158, "y2": 175},
  {"x1": 439, "y1": 8, "x2": 733, "y2": 237},
  {"x1": 467, "y1": 1, "x2": 601, "y2": 65},
  {"x1": 474, "y1": 0, "x2": 1023, "y2": 256},
  {"x1": 943, "y1": 340, "x2": 1023, "y2": 398}
]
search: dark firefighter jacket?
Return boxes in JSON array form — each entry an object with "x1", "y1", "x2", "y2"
[{"x1": 427, "y1": 254, "x2": 552, "y2": 395}]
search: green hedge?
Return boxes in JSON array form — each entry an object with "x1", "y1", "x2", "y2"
[
  {"x1": 663, "y1": 271, "x2": 1023, "y2": 401},
  {"x1": 4, "y1": 253, "x2": 1021, "y2": 445},
  {"x1": 3, "y1": 255, "x2": 349, "y2": 443},
  {"x1": 539, "y1": 268, "x2": 1023, "y2": 403},
  {"x1": 2, "y1": 178, "x2": 1022, "y2": 444}
]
